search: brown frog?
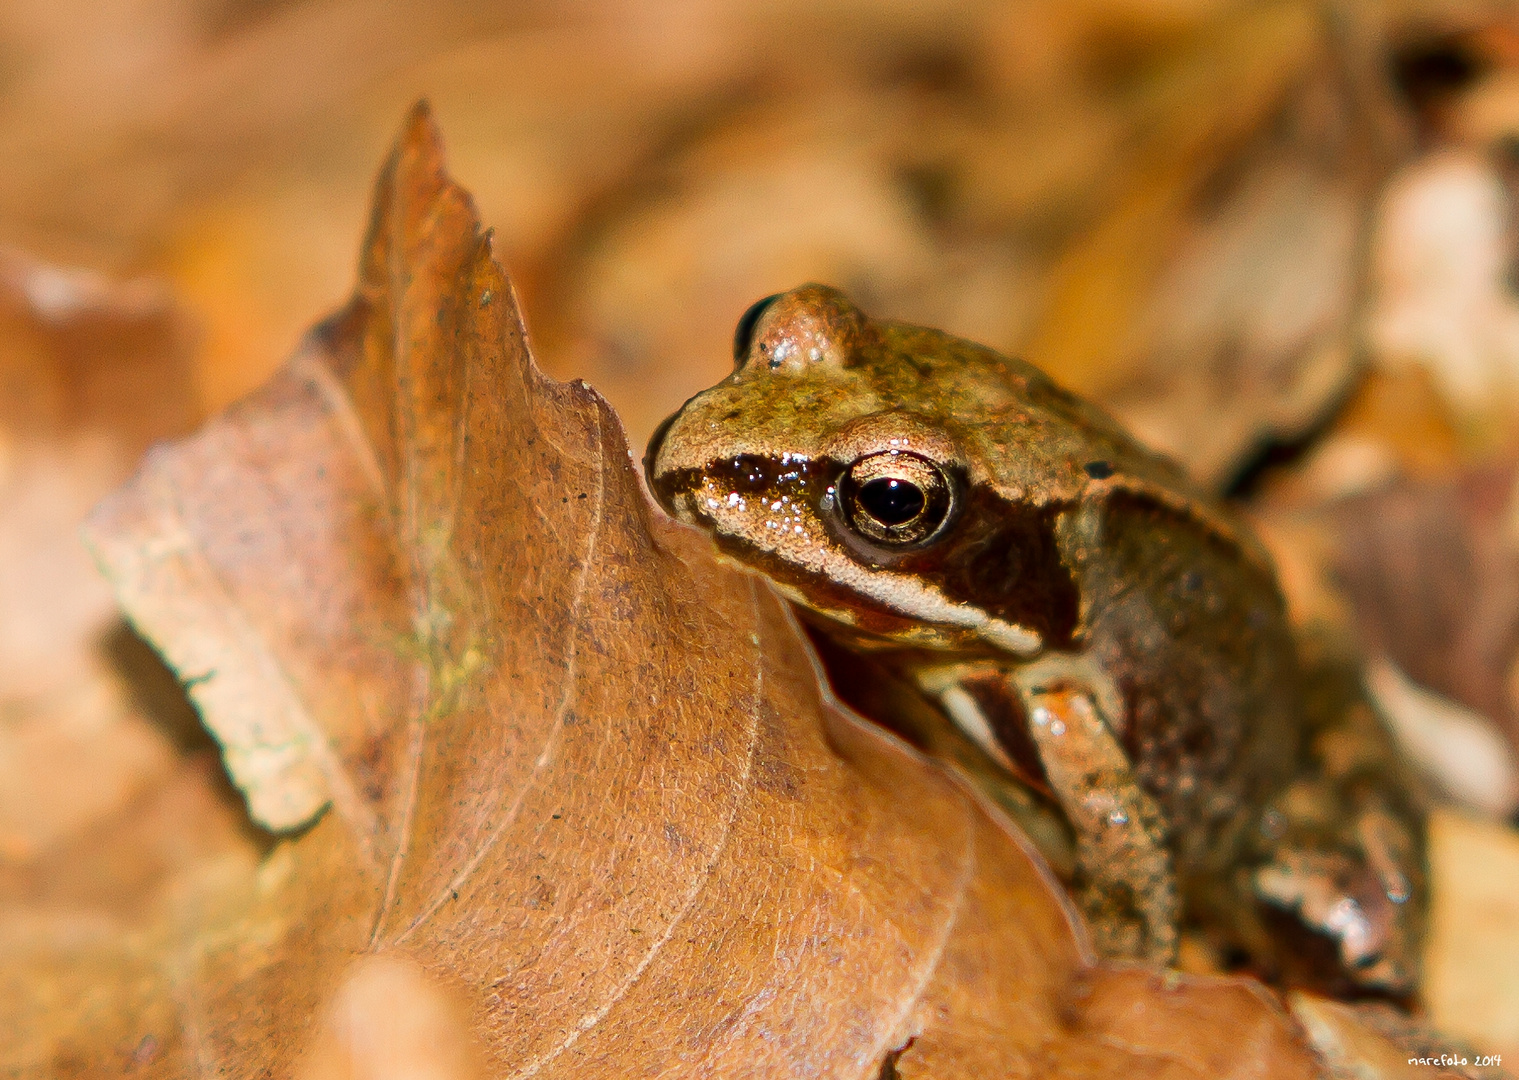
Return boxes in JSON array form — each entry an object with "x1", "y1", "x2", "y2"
[{"x1": 644, "y1": 284, "x2": 1425, "y2": 993}]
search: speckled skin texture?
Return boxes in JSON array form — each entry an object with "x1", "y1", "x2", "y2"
[{"x1": 648, "y1": 284, "x2": 1424, "y2": 991}]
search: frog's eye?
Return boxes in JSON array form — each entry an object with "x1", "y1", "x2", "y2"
[
  {"x1": 733, "y1": 293, "x2": 781, "y2": 366},
  {"x1": 840, "y1": 451, "x2": 953, "y2": 546}
]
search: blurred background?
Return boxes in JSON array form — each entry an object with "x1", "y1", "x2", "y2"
[
  {"x1": 2, "y1": 0, "x2": 1515, "y2": 468},
  {"x1": 5, "y1": 0, "x2": 1519, "y2": 1061}
]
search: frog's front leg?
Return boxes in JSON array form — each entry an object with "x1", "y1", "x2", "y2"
[
  {"x1": 1015, "y1": 670, "x2": 1179, "y2": 963},
  {"x1": 921, "y1": 658, "x2": 1179, "y2": 963}
]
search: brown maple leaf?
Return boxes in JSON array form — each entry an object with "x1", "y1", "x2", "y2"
[{"x1": 23, "y1": 104, "x2": 1343, "y2": 1079}]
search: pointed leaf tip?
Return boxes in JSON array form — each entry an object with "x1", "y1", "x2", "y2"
[{"x1": 395, "y1": 99, "x2": 447, "y2": 184}]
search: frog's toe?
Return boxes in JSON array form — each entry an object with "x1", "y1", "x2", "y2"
[{"x1": 1254, "y1": 849, "x2": 1418, "y2": 994}]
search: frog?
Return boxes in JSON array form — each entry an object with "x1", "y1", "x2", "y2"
[{"x1": 644, "y1": 284, "x2": 1426, "y2": 994}]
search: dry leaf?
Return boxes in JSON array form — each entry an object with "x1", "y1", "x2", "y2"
[
  {"x1": 1262, "y1": 366, "x2": 1462, "y2": 506},
  {"x1": 18, "y1": 105, "x2": 1334, "y2": 1078},
  {"x1": 1364, "y1": 658, "x2": 1519, "y2": 819},
  {"x1": 1288, "y1": 992, "x2": 1481, "y2": 1080},
  {"x1": 1326, "y1": 458, "x2": 1519, "y2": 762},
  {"x1": 1424, "y1": 810, "x2": 1519, "y2": 1062},
  {"x1": 1367, "y1": 146, "x2": 1519, "y2": 427},
  {"x1": 0, "y1": 246, "x2": 263, "y2": 1075},
  {"x1": 0, "y1": 245, "x2": 251, "y2": 888}
]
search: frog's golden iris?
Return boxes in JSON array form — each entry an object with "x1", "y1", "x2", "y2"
[{"x1": 838, "y1": 450, "x2": 954, "y2": 547}]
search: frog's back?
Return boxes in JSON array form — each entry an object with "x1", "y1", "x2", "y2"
[
  {"x1": 648, "y1": 286, "x2": 1420, "y2": 990},
  {"x1": 873, "y1": 320, "x2": 1303, "y2": 867},
  {"x1": 872, "y1": 324, "x2": 1263, "y2": 539}
]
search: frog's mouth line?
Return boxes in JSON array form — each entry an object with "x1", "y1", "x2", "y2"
[
  {"x1": 698, "y1": 510, "x2": 1039, "y2": 654},
  {"x1": 650, "y1": 456, "x2": 1081, "y2": 654}
]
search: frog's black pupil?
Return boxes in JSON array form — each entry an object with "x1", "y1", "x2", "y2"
[
  {"x1": 733, "y1": 293, "x2": 782, "y2": 364},
  {"x1": 1083, "y1": 460, "x2": 1114, "y2": 479},
  {"x1": 858, "y1": 478, "x2": 925, "y2": 525}
]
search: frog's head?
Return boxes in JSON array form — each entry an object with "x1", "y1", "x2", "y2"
[{"x1": 644, "y1": 284, "x2": 1083, "y2": 655}]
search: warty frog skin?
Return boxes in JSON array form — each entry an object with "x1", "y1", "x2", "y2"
[{"x1": 645, "y1": 284, "x2": 1425, "y2": 994}]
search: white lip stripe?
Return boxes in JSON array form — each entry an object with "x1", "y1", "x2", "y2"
[
  {"x1": 981, "y1": 619, "x2": 1044, "y2": 656},
  {"x1": 683, "y1": 493, "x2": 1046, "y2": 657},
  {"x1": 823, "y1": 557, "x2": 1044, "y2": 656}
]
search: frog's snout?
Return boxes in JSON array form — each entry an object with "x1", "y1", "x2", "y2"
[
  {"x1": 643, "y1": 405, "x2": 702, "y2": 524},
  {"x1": 642, "y1": 400, "x2": 739, "y2": 527},
  {"x1": 645, "y1": 281, "x2": 871, "y2": 524},
  {"x1": 643, "y1": 407, "x2": 681, "y2": 510}
]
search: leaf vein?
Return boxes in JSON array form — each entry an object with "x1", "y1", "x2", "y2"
[
  {"x1": 506, "y1": 575, "x2": 767, "y2": 1078},
  {"x1": 395, "y1": 404, "x2": 608, "y2": 941}
]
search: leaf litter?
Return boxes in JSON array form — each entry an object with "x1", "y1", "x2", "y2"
[
  {"x1": 5, "y1": 104, "x2": 1355, "y2": 1078},
  {"x1": 5, "y1": 3, "x2": 1519, "y2": 1065},
  {"x1": 0, "y1": 244, "x2": 263, "y2": 1073}
]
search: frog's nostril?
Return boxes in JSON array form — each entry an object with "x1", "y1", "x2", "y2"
[{"x1": 733, "y1": 293, "x2": 782, "y2": 367}]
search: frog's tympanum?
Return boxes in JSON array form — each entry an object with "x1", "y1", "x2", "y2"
[{"x1": 645, "y1": 285, "x2": 1425, "y2": 994}]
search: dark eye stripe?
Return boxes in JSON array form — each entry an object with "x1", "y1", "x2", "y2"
[{"x1": 733, "y1": 294, "x2": 782, "y2": 366}]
